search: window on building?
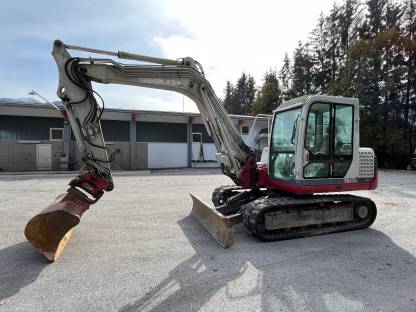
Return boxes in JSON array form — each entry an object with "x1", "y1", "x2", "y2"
[
  {"x1": 241, "y1": 125, "x2": 249, "y2": 134},
  {"x1": 191, "y1": 124, "x2": 214, "y2": 143},
  {"x1": 0, "y1": 116, "x2": 64, "y2": 141},
  {"x1": 50, "y1": 128, "x2": 64, "y2": 141},
  {"x1": 100, "y1": 120, "x2": 130, "y2": 142},
  {"x1": 137, "y1": 122, "x2": 187, "y2": 143},
  {"x1": 192, "y1": 133, "x2": 202, "y2": 143}
]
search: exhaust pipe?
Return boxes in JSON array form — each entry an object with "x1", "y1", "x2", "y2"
[{"x1": 24, "y1": 188, "x2": 91, "y2": 261}]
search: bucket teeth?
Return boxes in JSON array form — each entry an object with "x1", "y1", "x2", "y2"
[
  {"x1": 190, "y1": 193, "x2": 234, "y2": 248},
  {"x1": 24, "y1": 189, "x2": 91, "y2": 261}
]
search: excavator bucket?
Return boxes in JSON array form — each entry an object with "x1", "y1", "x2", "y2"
[
  {"x1": 24, "y1": 189, "x2": 91, "y2": 261},
  {"x1": 189, "y1": 193, "x2": 234, "y2": 248}
]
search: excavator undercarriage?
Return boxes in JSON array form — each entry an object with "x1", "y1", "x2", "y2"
[{"x1": 191, "y1": 187, "x2": 377, "y2": 248}]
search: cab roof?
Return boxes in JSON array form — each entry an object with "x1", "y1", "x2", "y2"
[{"x1": 274, "y1": 95, "x2": 359, "y2": 113}]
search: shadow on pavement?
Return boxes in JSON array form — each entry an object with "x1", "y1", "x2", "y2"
[
  {"x1": 0, "y1": 242, "x2": 49, "y2": 301},
  {"x1": 120, "y1": 216, "x2": 416, "y2": 312}
]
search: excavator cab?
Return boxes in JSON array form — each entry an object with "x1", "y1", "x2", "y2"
[
  {"x1": 265, "y1": 95, "x2": 377, "y2": 195},
  {"x1": 192, "y1": 95, "x2": 378, "y2": 247}
]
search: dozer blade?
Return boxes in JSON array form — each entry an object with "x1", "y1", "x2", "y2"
[
  {"x1": 189, "y1": 193, "x2": 234, "y2": 248},
  {"x1": 24, "y1": 188, "x2": 91, "y2": 261}
]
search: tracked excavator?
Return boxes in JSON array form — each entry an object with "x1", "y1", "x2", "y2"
[{"x1": 25, "y1": 40, "x2": 378, "y2": 261}]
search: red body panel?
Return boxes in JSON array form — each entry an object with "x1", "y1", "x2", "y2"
[
  {"x1": 256, "y1": 165, "x2": 378, "y2": 195},
  {"x1": 239, "y1": 154, "x2": 259, "y2": 188},
  {"x1": 68, "y1": 171, "x2": 112, "y2": 203}
]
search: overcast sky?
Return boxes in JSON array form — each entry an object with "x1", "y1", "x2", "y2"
[{"x1": 0, "y1": 0, "x2": 338, "y2": 112}]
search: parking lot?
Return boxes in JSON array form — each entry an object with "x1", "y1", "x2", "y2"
[{"x1": 0, "y1": 169, "x2": 415, "y2": 312}]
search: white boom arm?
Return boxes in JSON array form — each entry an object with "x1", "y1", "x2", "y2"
[{"x1": 51, "y1": 40, "x2": 255, "y2": 197}]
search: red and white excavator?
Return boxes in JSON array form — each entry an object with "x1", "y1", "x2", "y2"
[{"x1": 25, "y1": 40, "x2": 378, "y2": 261}]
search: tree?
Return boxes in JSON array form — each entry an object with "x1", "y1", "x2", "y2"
[
  {"x1": 222, "y1": 73, "x2": 256, "y2": 115},
  {"x1": 361, "y1": 0, "x2": 387, "y2": 37},
  {"x1": 252, "y1": 70, "x2": 282, "y2": 115},
  {"x1": 291, "y1": 42, "x2": 314, "y2": 97},
  {"x1": 221, "y1": 0, "x2": 416, "y2": 168},
  {"x1": 309, "y1": 13, "x2": 332, "y2": 93},
  {"x1": 236, "y1": 73, "x2": 256, "y2": 115},
  {"x1": 223, "y1": 80, "x2": 234, "y2": 113},
  {"x1": 329, "y1": 26, "x2": 409, "y2": 167},
  {"x1": 326, "y1": 3, "x2": 342, "y2": 81},
  {"x1": 279, "y1": 53, "x2": 294, "y2": 100},
  {"x1": 403, "y1": 0, "x2": 416, "y2": 155},
  {"x1": 338, "y1": 0, "x2": 361, "y2": 61}
]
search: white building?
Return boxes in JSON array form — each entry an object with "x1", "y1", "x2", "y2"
[{"x1": 0, "y1": 101, "x2": 271, "y2": 171}]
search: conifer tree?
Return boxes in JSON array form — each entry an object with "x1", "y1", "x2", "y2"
[
  {"x1": 252, "y1": 70, "x2": 282, "y2": 115},
  {"x1": 279, "y1": 53, "x2": 294, "y2": 100},
  {"x1": 291, "y1": 42, "x2": 314, "y2": 96}
]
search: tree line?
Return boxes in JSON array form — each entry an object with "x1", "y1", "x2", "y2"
[{"x1": 223, "y1": 0, "x2": 416, "y2": 168}]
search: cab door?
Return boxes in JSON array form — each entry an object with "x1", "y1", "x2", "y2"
[
  {"x1": 332, "y1": 104, "x2": 354, "y2": 177},
  {"x1": 303, "y1": 102, "x2": 353, "y2": 179}
]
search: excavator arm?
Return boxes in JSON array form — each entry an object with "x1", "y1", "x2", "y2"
[
  {"x1": 25, "y1": 40, "x2": 257, "y2": 260},
  {"x1": 53, "y1": 40, "x2": 256, "y2": 191}
]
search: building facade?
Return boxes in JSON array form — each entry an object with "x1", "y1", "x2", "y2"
[{"x1": 0, "y1": 102, "x2": 270, "y2": 172}]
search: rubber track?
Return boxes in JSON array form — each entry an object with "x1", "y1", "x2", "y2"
[{"x1": 242, "y1": 194, "x2": 377, "y2": 241}]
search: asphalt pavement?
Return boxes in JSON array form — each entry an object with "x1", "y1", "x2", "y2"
[{"x1": 0, "y1": 169, "x2": 415, "y2": 312}]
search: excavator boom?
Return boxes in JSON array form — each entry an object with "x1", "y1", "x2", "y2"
[{"x1": 25, "y1": 40, "x2": 257, "y2": 260}]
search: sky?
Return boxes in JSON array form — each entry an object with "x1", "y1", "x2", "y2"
[{"x1": 0, "y1": 0, "x2": 338, "y2": 112}]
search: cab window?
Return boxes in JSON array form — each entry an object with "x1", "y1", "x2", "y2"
[
  {"x1": 270, "y1": 108, "x2": 301, "y2": 179},
  {"x1": 334, "y1": 105, "x2": 353, "y2": 156},
  {"x1": 333, "y1": 105, "x2": 353, "y2": 177},
  {"x1": 304, "y1": 103, "x2": 331, "y2": 178}
]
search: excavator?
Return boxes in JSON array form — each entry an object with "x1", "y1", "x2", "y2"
[{"x1": 25, "y1": 40, "x2": 378, "y2": 261}]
